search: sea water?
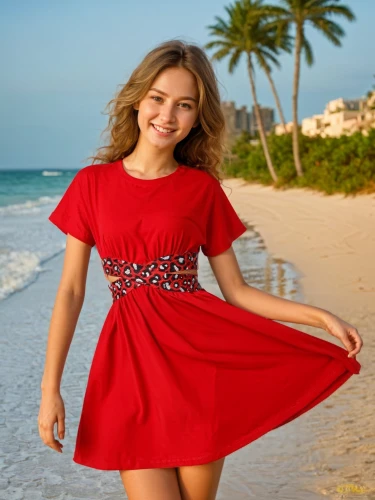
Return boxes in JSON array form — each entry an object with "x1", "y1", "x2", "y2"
[{"x1": 0, "y1": 169, "x2": 80, "y2": 302}]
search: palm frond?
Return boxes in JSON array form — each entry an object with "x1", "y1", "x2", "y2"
[
  {"x1": 307, "y1": 3, "x2": 355, "y2": 22},
  {"x1": 309, "y1": 18, "x2": 344, "y2": 46},
  {"x1": 301, "y1": 37, "x2": 314, "y2": 65},
  {"x1": 228, "y1": 49, "x2": 244, "y2": 73}
]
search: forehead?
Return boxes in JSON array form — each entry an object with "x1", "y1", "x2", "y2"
[{"x1": 150, "y1": 67, "x2": 198, "y2": 98}]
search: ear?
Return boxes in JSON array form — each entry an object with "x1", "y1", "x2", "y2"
[{"x1": 133, "y1": 102, "x2": 139, "y2": 111}]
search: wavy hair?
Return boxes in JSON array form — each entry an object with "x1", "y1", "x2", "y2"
[{"x1": 87, "y1": 39, "x2": 227, "y2": 181}]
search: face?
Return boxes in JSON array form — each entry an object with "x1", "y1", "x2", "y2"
[{"x1": 134, "y1": 66, "x2": 200, "y2": 150}]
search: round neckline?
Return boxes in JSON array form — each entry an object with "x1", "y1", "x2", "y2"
[{"x1": 117, "y1": 159, "x2": 183, "y2": 185}]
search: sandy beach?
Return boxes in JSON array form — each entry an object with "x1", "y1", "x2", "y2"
[{"x1": 222, "y1": 178, "x2": 375, "y2": 498}]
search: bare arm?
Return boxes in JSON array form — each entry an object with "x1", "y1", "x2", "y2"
[
  {"x1": 208, "y1": 246, "x2": 363, "y2": 358},
  {"x1": 38, "y1": 234, "x2": 91, "y2": 452}
]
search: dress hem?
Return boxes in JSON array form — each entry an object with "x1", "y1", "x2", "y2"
[{"x1": 72, "y1": 364, "x2": 357, "y2": 471}]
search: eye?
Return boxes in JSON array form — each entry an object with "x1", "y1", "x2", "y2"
[{"x1": 150, "y1": 95, "x2": 192, "y2": 109}]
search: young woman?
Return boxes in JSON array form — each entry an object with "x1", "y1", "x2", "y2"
[{"x1": 38, "y1": 39, "x2": 363, "y2": 500}]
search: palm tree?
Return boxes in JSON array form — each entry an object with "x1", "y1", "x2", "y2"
[
  {"x1": 272, "y1": 0, "x2": 356, "y2": 177},
  {"x1": 205, "y1": 0, "x2": 285, "y2": 182}
]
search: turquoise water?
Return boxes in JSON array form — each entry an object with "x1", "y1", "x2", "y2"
[
  {"x1": 0, "y1": 169, "x2": 77, "y2": 207},
  {"x1": 0, "y1": 169, "x2": 79, "y2": 301}
]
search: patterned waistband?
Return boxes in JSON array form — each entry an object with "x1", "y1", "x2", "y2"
[{"x1": 101, "y1": 251, "x2": 203, "y2": 302}]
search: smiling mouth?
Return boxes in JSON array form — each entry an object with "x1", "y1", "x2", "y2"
[{"x1": 151, "y1": 124, "x2": 176, "y2": 133}]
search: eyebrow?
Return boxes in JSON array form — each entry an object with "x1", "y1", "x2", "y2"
[{"x1": 149, "y1": 87, "x2": 198, "y2": 103}]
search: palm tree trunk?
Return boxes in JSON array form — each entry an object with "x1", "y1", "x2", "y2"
[
  {"x1": 292, "y1": 23, "x2": 304, "y2": 176},
  {"x1": 264, "y1": 67, "x2": 287, "y2": 133},
  {"x1": 247, "y1": 54, "x2": 278, "y2": 182}
]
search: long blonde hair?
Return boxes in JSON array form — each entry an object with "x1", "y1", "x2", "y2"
[{"x1": 87, "y1": 39, "x2": 227, "y2": 181}]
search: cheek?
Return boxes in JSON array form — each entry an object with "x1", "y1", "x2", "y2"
[
  {"x1": 139, "y1": 102, "x2": 157, "y2": 122},
  {"x1": 179, "y1": 111, "x2": 197, "y2": 129}
]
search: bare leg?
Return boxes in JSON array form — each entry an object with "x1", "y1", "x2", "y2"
[
  {"x1": 119, "y1": 467, "x2": 182, "y2": 500},
  {"x1": 176, "y1": 457, "x2": 226, "y2": 500}
]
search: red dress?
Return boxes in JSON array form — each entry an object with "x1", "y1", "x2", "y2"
[{"x1": 48, "y1": 159, "x2": 361, "y2": 471}]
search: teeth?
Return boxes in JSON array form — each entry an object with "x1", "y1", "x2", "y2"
[{"x1": 153, "y1": 124, "x2": 174, "y2": 133}]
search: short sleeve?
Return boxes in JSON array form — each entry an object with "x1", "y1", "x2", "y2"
[
  {"x1": 48, "y1": 169, "x2": 95, "y2": 247},
  {"x1": 201, "y1": 179, "x2": 247, "y2": 257}
]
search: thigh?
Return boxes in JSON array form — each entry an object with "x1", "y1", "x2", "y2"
[
  {"x1": 119, "y1": 467, "x2": 182, "y2": 500},
  {"x1": 176, "y1": 457, "x2": 226, "y2": 500}
]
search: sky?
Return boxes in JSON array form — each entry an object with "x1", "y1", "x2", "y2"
[{"x1": 1, "y1": 0, "x2": 373, "y2": 169}]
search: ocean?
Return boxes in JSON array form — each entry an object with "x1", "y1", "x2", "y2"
[{"x1": 0, "y1": 169, "x2": 79, "y2": 301}]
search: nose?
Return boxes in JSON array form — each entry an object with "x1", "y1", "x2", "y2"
[{"x1": 158, "y1": 103, "x2": 176, "y2": 124}]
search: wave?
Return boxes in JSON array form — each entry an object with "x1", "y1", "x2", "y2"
[
  {"x1": 42, "y1": 170, "x2": 63, "y2": 176},
  {"x1": 0, "y1": 246, "x2": 67, "y2": 302},
  {"x1": 0, "y1": 249, "x2": 42, "y2": 301},
  {"x1": 0, "y1": 196, "x2": 62, "y2": 215}
]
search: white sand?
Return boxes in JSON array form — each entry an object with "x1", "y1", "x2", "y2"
[{"x1": 222, "y1": 178, "x2": 375, "y2": 497}]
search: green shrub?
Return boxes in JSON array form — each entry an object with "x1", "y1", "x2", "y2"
[{"x1": 224, "y1": 129, "x2": 375, "y2": 195}]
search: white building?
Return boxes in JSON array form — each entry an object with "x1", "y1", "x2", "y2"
[
  {"x1": 301, "y1": 96, "x2": 375, "y2": 138},
  {"x1": 301, "y1": 115, "x2": 324, "y2": 137},
  {"x1": 275, "y1": 121, "x2": 294, "y2": 135}
]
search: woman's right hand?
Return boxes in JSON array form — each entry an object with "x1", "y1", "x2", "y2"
[{"x1": 38, "y1": 390, "x2": 65, "y2": 453}]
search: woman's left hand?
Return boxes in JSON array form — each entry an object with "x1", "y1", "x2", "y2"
[{"x1": 322, "y1": 312, "x2": 363, "y2": 358}]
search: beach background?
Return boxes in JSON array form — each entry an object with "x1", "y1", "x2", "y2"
[
  {"x1": 1, "y1": 0, "x2": 374, "y2": 498},
  {"x1": 0, "y1": 170, "x2": 373, "y2": 499}
]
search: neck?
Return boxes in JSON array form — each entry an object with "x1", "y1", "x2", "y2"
[{"x1": 124, "y1": 137, "x2": 178, "y2": 175}]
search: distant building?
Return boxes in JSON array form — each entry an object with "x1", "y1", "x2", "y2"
[
  {"x1": 249, "y1": 106, "x2": 274, "y2": 136},
  {"x1": 357, "y1": 92, "x2": 375, "y2": 134},
  {"x1": 301, "y1": 96, "x2": 375, "y2": 138},
  {"x1": 221, "y1": 100, "x2": 275, "y2": 148},
  {"x1": 301, "y1": 115, "x2": 324, "y2": 137},
  {"x1": 325, "y1": 97, "x2": 361, "y2": 113},
  {"x1": 275, "y1": 121, "x2": 294, "y2": 135},
  {"x1": 321, "y1": 98, "x2": 363, "y2": 137},
  {"x1": 221, "y1": 101, "x2": 249, "y2": 147}
]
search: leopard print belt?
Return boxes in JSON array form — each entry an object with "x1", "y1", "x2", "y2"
[{"x1": 102, "y1": 251, "x2": 204, "y2": 302}]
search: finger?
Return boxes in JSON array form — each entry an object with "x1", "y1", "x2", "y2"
[
  {"x1": 43, "y1": 425, "x2": 63, "y2": 453},
  {"x1": 348, "y1": 331, "x2": 363, "y2": 357},
  {"x1": 37, "y1": 413, "x2": 63, "y2": 452},
  {"x1": 343, "y1": 330, "x2": 357, "y2": 355},
  {"x1": 341, "y1": 336, "x2": 355, "y2": 356},
  {"x1": 57, "y1": 416, "x2": 65, "y2": 440}
]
